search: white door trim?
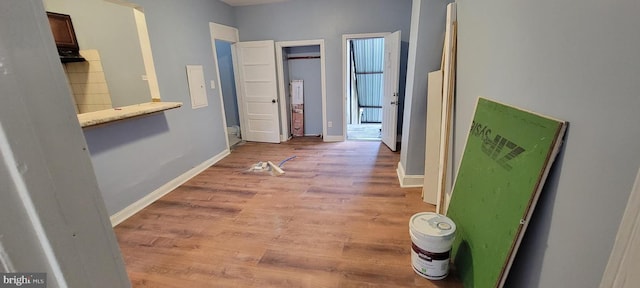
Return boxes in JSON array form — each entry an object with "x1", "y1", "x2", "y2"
[
  {"x1": 275, "y1": 39, "x2": 326, "y2": 141},
  {"x1": 132, "y1": 8, "x2": 161, "y2": 101},
  {"x1": 210, "y1": 22, "x2": 239, "y2": 43},
  {"x1": 342, "y1": 32, "x2": 390, "y2": 141},
  {"x1": 600, "y1": 167, "x2": 640, "y2": 287},
  {"x1": 209, "y1": 22, "x2": 239, "y2": 150}
]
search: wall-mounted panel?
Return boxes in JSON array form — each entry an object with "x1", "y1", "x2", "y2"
[{"x1": 186, "y1": 65, "x2": 208, "y2": 109}]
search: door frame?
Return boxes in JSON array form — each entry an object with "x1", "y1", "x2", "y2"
[
  {"x1": 209, "y1": 22, "x2": 239, "y2": 150},
  {"x1": 341, "y1": 32, "x2": 391, "y2": 142},
  {"x1": 275, "y1": 39, "x2": 327, "y2": 141}
]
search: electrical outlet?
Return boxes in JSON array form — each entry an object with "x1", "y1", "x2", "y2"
[{"x1": 328, "y1": 121, "x2": 333, "y2": 128}]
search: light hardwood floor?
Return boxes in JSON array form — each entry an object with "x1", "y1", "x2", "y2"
[{"x1": 114, "y1": 137, "x2": 462, "y2": 287}]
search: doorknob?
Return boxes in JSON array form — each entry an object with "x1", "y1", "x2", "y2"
[
  {"x1": 272, "y1": 99, "x2": 276, "y2": 103},
  {"x1": 390, "y1": 101, "x2": 398, "y2": 105}
]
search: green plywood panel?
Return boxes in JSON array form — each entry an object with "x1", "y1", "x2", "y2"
[{"x1": 447, "y1": 97, "x2": 566, "y2": 288}]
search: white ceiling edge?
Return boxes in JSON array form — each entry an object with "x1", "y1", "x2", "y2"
[{"x1": 220, "y1": 0, "x2": 289, "y2": 7}]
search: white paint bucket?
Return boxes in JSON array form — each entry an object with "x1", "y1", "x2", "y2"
[{"x1": 409, "y1": 212, "x2": 456, "y2": 280}]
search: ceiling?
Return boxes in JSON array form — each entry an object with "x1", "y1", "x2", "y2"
[{"x1": 220, "y1": 0, "x2": 289, "y2": 6}]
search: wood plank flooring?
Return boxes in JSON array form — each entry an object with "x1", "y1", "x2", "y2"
[{"x1": 114, "y1": 138, "x2": 463, "y2": 287}]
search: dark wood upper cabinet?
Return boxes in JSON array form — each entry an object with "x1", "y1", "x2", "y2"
[{"x1": 46, "y1": 12, "x2": 85, "y2": 62}]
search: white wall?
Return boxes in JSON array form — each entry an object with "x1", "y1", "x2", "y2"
[{"x1": 455, "y1": 0, "x2": 640, "y2": 286}]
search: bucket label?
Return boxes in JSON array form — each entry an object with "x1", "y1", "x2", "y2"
[
  {"x1": 411, "y1": 243, "x2": 450, "y2": 280},
  {"x1": 412, "y1": 243, "x2": 450, "y2": 261}
]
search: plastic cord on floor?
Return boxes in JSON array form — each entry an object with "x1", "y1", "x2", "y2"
[{"x1": 279, "y1": 155, "x2": 297, "y2": 167}]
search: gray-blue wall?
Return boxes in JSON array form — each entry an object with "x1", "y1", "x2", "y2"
[
  {"x1": 86, "y1": 0, "x2": 235, "y2": 215},
  {"x1": 286, "y1": 46, "x2": 322, "y2": 136},
  {"x1": 216, "y1": 39, "x2": 240, "y2": 128},
  {"x1": 455, "y1": 0, "x2": 640, "y2": 287},
  {"x1": 400, "y1": 0, "x2": 452, "y2": 175},
  {"x1": 235, "y1": 0, "x2": 413, "y2": 137}
]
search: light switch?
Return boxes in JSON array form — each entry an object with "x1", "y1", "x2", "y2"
[{"x1": 210, "y1": 80, "x2": 216, "y2": 89}]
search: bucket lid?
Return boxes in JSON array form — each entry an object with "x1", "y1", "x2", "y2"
[{"x1": 410, "y1": 212, "x2": 456, "y2": 239}]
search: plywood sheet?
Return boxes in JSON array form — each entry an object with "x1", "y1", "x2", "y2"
[
  {"x1": 447, "y1": 97, "x2": 566, "y2": 288},
  {"x1": 423, "y1": 70, "x2": 443, "y2": 204},
  {"x1": 600, "y1": 168, "x2": 640, "y2": 288},
  {"x1": 437, "y1": 3, "x2": 457, "y2": 214}
]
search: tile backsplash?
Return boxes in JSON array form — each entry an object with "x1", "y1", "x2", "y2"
[{"x1": 64, "y1": 49, "x2": 113, "y2": 114}]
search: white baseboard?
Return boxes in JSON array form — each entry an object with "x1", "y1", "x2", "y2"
[
  {"x1": 323, "y1": 135, "x2": 344, "y2": 142},
  {"x1": 109, "y1": 148, "x2": 231, "y2": 227},
  {"x1": 396, "y1": 161, "x2": 424, "y2": 188}
]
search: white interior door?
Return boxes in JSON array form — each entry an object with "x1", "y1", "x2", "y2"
[
  {"x1": 233, "y1": 40, "x2": 280, "y2": 143},
  {"x1": 381, "y1": 31, "x2": 401, "y2": 151}
]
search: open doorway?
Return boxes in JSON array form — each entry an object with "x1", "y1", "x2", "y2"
[
  {"x1": 210, "y1": 23, "x2": 243, "y2": 149},
  {"x1": 343, "y1": 32, "x2": 402, "y2": 150},
  {"x1": 284, "y1": 45, "x2": 322, "y2": 137},
  {"x1": 345, "y1": 37, "x2": 384, "y2": 141},
  {"x1": 215, "y1": 39, "x2": 242, "y2": 147}
]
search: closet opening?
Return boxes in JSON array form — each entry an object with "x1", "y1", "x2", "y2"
[{"x1": 275, "y1": 40, "x2": 327, "y2": 141}]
